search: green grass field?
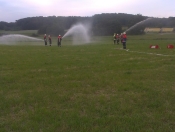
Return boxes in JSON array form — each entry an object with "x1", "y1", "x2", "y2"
[{"x1": 0, "y1": 33, "x2": 175, "y2": 132}]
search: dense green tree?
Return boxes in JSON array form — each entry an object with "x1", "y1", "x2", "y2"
[{"x1": 1, "y1": 13, "x2": 175, "y2": 36}]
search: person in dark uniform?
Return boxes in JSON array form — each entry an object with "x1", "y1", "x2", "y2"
[
  {"x1": 57, "y1": 35, "x2": 62, "y2": 47},
  {"x1": 113, "y1": 33, "x2": 116, "y2": 44},
  {"x1": 44, "y1": 34, "x2": 47, "y2": 46},
  {"x1": 120, "y1": 33, "x2": 123, "y2": 44},
  {"x1": 116, "y1": 34, "x2": 120, "y2": 44},
  {"x1": 48, "y1": 35, "x2": 52, "y2": 46}
]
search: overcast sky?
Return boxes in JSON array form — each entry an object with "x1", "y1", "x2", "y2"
[{"x1": 0, "y1": 0, "x2": 175, "y2": 22}]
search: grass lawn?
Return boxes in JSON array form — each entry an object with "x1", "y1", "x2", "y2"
[{"x1": 0, "y1": 33, "x2": 175, "y2": 132}]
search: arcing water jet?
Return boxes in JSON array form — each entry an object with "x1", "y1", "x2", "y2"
[
  {"x1": 63, "y1": 23, "x2": 91, "y2": 44},
  {"x1": 0, "y1": 34, "x2": 43, "y2": 45},
  {"x1": 125, "y1": 18, "x2": 153, "y2": 33}
]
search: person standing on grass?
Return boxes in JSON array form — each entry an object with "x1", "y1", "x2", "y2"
[
  {"x1": 122, "y1": 32, "x2": 127, "y2": 49},
  {"x1": 44, "y1": 34, "x2": 47, "y2": 46},
  {"x1": 116, "y1": 34, "x2": 120, "y2": 44},
  {"x1": 113, "y1": 33, "x2": 116, "y2": 44},
  {"x1": 120, "y1": 33, "x2": 123, "y2": 43},
  {"x1": 48, "y1": 35, "x2": 52, "y2": 46},
  {"x1": 57, "y1": 35, "x2": 62, "y2": 47}
]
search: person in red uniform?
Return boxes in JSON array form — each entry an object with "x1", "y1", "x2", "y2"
[
  {"x1": 122, "y1": 32, "x2": 127, "y2": 49},
  {"x1": 48, "y1": 35, "x2": 52, "y2": 46},
  {"x1": 44, "y1": 34, "x2": 47, "y2": 46},
  {"x1": 57, "y1": 35, "x2": 62, "y2": 47}
]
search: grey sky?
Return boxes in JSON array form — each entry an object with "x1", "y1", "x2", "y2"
[{"x1": 0, "y1": 0, "x2": 175, "y2": 22}]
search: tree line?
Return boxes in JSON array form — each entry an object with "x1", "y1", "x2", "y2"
[{"x1": 0, "y1": 13, "x2": 175, "y2": 36}]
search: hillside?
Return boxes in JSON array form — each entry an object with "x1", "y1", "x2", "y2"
[{"x1": 0, "y1": 13, "x2": 175, "y2": 36}]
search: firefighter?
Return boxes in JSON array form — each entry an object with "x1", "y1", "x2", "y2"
[
  {"x1": 57, "y1": 35, "x2": 62, "y2": 47},
  {"x1": 48, "y1": 35, "x2": 52, "y2": 46},
  {"x1": 122, "y1": 32, "x2": 127, "y2": 49},
  {"x1": 113, "y1": 33, "x2": 116, "y2": 44},
  {"x1": 44, "y1": 34, "x2": 47, "y2": 46},
  {"x1": 116, "y1": 34, "x2": 120, "y2": 44},
  {"x1": 120, "y1": 33, "x2": 123, "y2": 43}
]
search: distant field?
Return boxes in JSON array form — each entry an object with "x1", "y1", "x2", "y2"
[
  {"x1": 0, "y1": 33, "x2": 175, "y2": 132},
  {"x1": 0, "y1": 30, "x2": 38, "y2": 36}
]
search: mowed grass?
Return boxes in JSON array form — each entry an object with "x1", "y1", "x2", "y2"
[{"x1": 0, "y1": 34, "x2": 175, "y2": 132}]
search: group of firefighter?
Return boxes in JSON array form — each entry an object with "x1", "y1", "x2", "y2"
[
  {"x1": 113, "y1": 32, "x2": 127, "y2": 49},
  {"x1": 43, "y1": 32, "x2": 127, "y2": 49},
  {"x1": 44, "y1": 34, "x2": 62, "y2": 47}
]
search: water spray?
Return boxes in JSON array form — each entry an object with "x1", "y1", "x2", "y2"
[
  {"x1": 125, "y1": 18, "x2": 153, "y2": 33},
  {"x1": 63, "y1": 23, "x2": 91, "y2": 44},
  {"x1": 0, "y1": 34, "x2": 43, "y2": 45}
]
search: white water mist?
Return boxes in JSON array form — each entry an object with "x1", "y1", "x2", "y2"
[
  {"x1": 125, "y1": 18, "x2": 153, "y2": 33},
  {"x1": 0, "y1": 34, "x2": 43, "y2": 45},
  {"x1": 63, "y1": 23, "x2": 91, "y2": 44}
]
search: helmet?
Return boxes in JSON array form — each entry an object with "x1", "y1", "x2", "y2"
[{"x1": 123, "y1": 32, "x2": 126, "y2": 34}]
